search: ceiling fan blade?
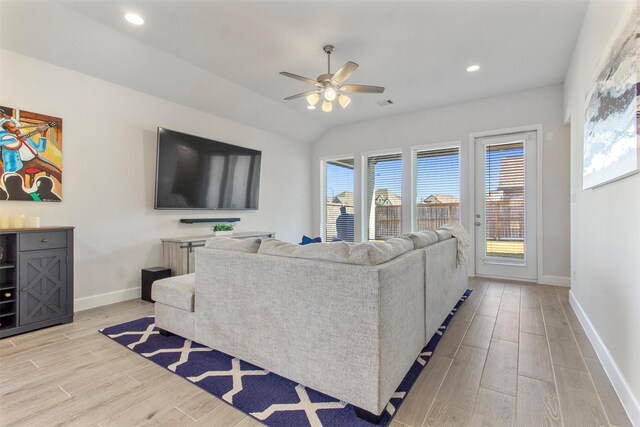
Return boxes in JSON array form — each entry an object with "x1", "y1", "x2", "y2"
[
  {"x1": 279, "y1": 72, "x2": 319, "y2": 86},
  {"x1": 331, "y1": 61, "x2": 359, "y2": 85},
  {"x1": 340, "y1": 84, "x2": 385, "y2": 94},
  {"x1": 283, "y1": 90, "x2": 319, "y2": 101}
]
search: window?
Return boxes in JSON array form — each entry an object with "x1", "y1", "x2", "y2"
[
  {"x1": 414, "y1": 146, "x2": 460, "y2": 231},
  {"x1": 484, "y1": 141, "x2": 525, "y2": 260},
  {"x1": 364, "y1": 153, "x2": 402, "y2": 241},
  {"x1": 324, "y1": 158, "x2": 354, "y2": 242}
]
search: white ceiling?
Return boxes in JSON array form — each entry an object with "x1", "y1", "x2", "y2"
[{"x1": 1, "y1": 0, "x2": 588, "y2": 142}]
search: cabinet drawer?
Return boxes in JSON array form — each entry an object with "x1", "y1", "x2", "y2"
[{"x1": 19, "y1": 231, "x2": 67, "y2": 251}]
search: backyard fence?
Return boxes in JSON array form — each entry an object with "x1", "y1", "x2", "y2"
[
  {"x1": 327, "y1": 201, "x2": 524, "y2": 242},
  {"x1": 374, "y1": 202, "x2": 523, "y2": 241}
]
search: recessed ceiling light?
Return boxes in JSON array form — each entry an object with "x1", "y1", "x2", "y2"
[
  {"x1": 466, "y1": 64, "x2": 480, "y2": 72},
  {"x1": 125, "y1": 13, "x2": 144, "y2": 25},
  {"x1": 307, "y1": 105, "x2": 316, "y2": 110}
]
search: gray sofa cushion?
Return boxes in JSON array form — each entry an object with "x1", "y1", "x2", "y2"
[
  {"x1": 258, "y1": 237, "x2": 414, "y2": 266},
  {"x1": 204, "y1": 237, "x2": 261, "y2": 253},
  {"x1": 435, "y1": 229, "x2": 453, "y2": 241},
  {"x1": 405, "y1": 230, "x2": 439, "y2": 249},
  {"x1": 152, "y1": 273, "x2": 195, "y2": 312}
]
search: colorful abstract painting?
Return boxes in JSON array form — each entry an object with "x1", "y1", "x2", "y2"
[
  {"x1": 0, "y1": 106, "x2": 62, "y2": 201},
  {"x1": 583, "y1": 9, "x2": 640, "y2": 189}
]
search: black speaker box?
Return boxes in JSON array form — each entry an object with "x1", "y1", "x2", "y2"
[{"x1": 141, "y1": 267, "x2": 171, "y2": 303}]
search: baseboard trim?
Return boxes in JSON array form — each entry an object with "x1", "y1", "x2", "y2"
[
  {"x1": 569, "y1": 291, "x2": 640, "y2": 426},
  {"x1": 539, "y1": 275, "x2": 571, "y2": 287},
  {"x1": 74, "y1": 287, "x2": 140, "y2": 312}
]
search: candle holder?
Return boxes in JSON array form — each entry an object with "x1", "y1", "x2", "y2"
[{"x1": 13, "y1": 215, "x2": 25, "y2": 228}]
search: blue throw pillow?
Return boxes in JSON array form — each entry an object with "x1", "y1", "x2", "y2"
[{"x1": 300, "y1": 235, "x2": 322, "y2": 245}]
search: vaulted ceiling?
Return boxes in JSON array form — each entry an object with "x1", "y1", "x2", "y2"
[{"x1": 0, "y1": 0, "x2": 588, "y2": 142}]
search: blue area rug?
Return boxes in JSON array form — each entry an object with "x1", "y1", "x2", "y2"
[{"x1": 100, "y1": 289, "x2": 471, "y2": 426}]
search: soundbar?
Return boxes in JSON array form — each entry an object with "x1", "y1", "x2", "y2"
[{"x1": 179, "y1": 218, "x2": 241, "y2": 224}]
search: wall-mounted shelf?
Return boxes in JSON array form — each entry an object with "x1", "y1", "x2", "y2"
[{"x1": 179, "y1": 218, "x2": 241, "y2": 224}]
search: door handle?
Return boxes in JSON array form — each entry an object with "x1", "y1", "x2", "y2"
[
  {"x1": 41, "y1": 239, "x2": 49, "y2": 243},
  {"x1": 475, "y1": 222, "x2": 481, "y2": 226},
  {"x1": 21, "y1": 288, "x2": 27, "y2": 292}
]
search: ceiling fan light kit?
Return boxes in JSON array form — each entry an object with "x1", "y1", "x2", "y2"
[
  {"x1": 324, "y1": 86, "x2": 337, "y2": 101},
  {"x1": 306, "y1": 93, "x2": 320, "y2": 106},
  {"x1": 338, "y1": 94, "x2": 351, "y2": 108},
  {"x1": 280, "y1": 44, "x2": 384, "y2": 112}
]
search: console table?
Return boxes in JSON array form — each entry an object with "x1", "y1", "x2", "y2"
[
  {"x1": 0, "y1": 227, "x2": 74, "y2": 338},
  {"x1": 161, "y1": 231, "x2": 275, "y2": 276}
]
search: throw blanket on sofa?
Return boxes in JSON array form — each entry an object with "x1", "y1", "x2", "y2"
[{"x1": 441, "y1": 223, "x2": 471, "y2": 267}]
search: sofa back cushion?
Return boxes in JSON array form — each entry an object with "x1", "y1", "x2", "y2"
[
  {"x1": 435, "y1": 229, "x2": 453, "y2": 241},
  {"x1": 258, "y1": 236, "x2": 414, "y2": 266},
  {"x1": 405, "y1": 230, "x2": 439, "y2": 249},
  {"x1": 204, "y1": 237, "x2": 261, "y2": 253}
]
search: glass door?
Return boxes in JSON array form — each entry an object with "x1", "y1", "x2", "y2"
[{"x1": 474, "y1": 132, "x2": 537, "y2": 280}]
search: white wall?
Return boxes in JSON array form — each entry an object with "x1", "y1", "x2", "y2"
[
  {"x1": 0, "y1": 49, "x2": 312, "y2": 309},
  {"x1": 312, "y1": 85, "x2": 571, "y2": 283},
  {"x1": 0, "y1": 0, "x2": 326, "y2": 144},
  {"x1": 563, "y1": 0, "x2": 640, "y2": 422}
]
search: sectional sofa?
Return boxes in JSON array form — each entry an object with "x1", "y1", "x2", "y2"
[{"x1": 152, "y1": 229, "x2": 468, "y2": 421}]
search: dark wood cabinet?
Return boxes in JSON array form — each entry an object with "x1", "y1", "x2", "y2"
[
  {"x1": 0, "y1": 227, "x2": 73, "y2": 338},
  {"x1": 19, "y1": 249, "x2": 68, "y2": 326}
]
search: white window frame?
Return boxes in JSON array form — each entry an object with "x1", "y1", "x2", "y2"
[
  {"x1": 410, "y1": 141, "x2": 462, "y2": 232},
  {"x1": 320, "y1": 154, "x2": 355, "y2": 242},
  {"x1": 360, "y1": 148, "x2": 404, "y2": 241}
]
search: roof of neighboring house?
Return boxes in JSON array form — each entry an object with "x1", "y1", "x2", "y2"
[
  {"x1": 375, "y1": 189, "x2": 401, "y2": 206},
  {"x1": 329, "y1": 189, "x2": 403, "y2": 206},
  {"x1": 330, "y1": 191, "x2": 354, "y2": 206},
  {"x1": 423, "y1": 194, "x2": 459, "y2": 204}
]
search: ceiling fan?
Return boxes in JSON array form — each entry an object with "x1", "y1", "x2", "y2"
[{"x1": 280, "y1": 45, "x2": 385, "y2": 112}]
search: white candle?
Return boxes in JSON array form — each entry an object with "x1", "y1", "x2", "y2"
[
  {"x1": 0, "y1": 215, "x2": 9, "y2": 229},
  {"x1": 13, "y1": 215, "x2": 25, "y2": 228},
  {"x1": 27, "y1": 216, "x2": 40, "y2": 228}
]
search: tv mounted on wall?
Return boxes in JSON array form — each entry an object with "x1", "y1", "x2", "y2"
[{"x1": 154, "y1": 128, "x2": 261, "y2": 210}]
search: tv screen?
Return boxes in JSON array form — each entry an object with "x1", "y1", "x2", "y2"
[{"x1": 155, "y1": 128, "x2": 261, "y2": 209}]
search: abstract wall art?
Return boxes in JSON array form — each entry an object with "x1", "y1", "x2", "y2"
[
  {"x1": 0, "y1": 106, "x2": 62, "y2": 202},
  {"x1": 583, "y1": 8, "x2": 640, "y2": 189}
]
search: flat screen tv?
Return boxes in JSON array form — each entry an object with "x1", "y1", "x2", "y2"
[{"x1": 155, "y1": 128, "x2": 261, "y2": 209}]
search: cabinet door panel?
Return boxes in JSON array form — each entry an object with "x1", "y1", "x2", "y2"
[{"x1": 19, "y1": 249, "x2": 67, "y2": 326}]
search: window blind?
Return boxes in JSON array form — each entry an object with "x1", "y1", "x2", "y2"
[
  {"x1": 325, "y1": 159, "x2": 354, "y2": 242},
  {"x1": 414, "y1": 147, "x2": 460, "y2": 231},
  {"x1": 365, "y1": 153, "x2": 402, "y2": 241},
  {"x1": 484, "y1": 141, "x2": 525, "y2": 260}
]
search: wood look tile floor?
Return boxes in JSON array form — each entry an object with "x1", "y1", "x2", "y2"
[{"x1": 0, "y1": 278, "x2": 632, "y2": 427}]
